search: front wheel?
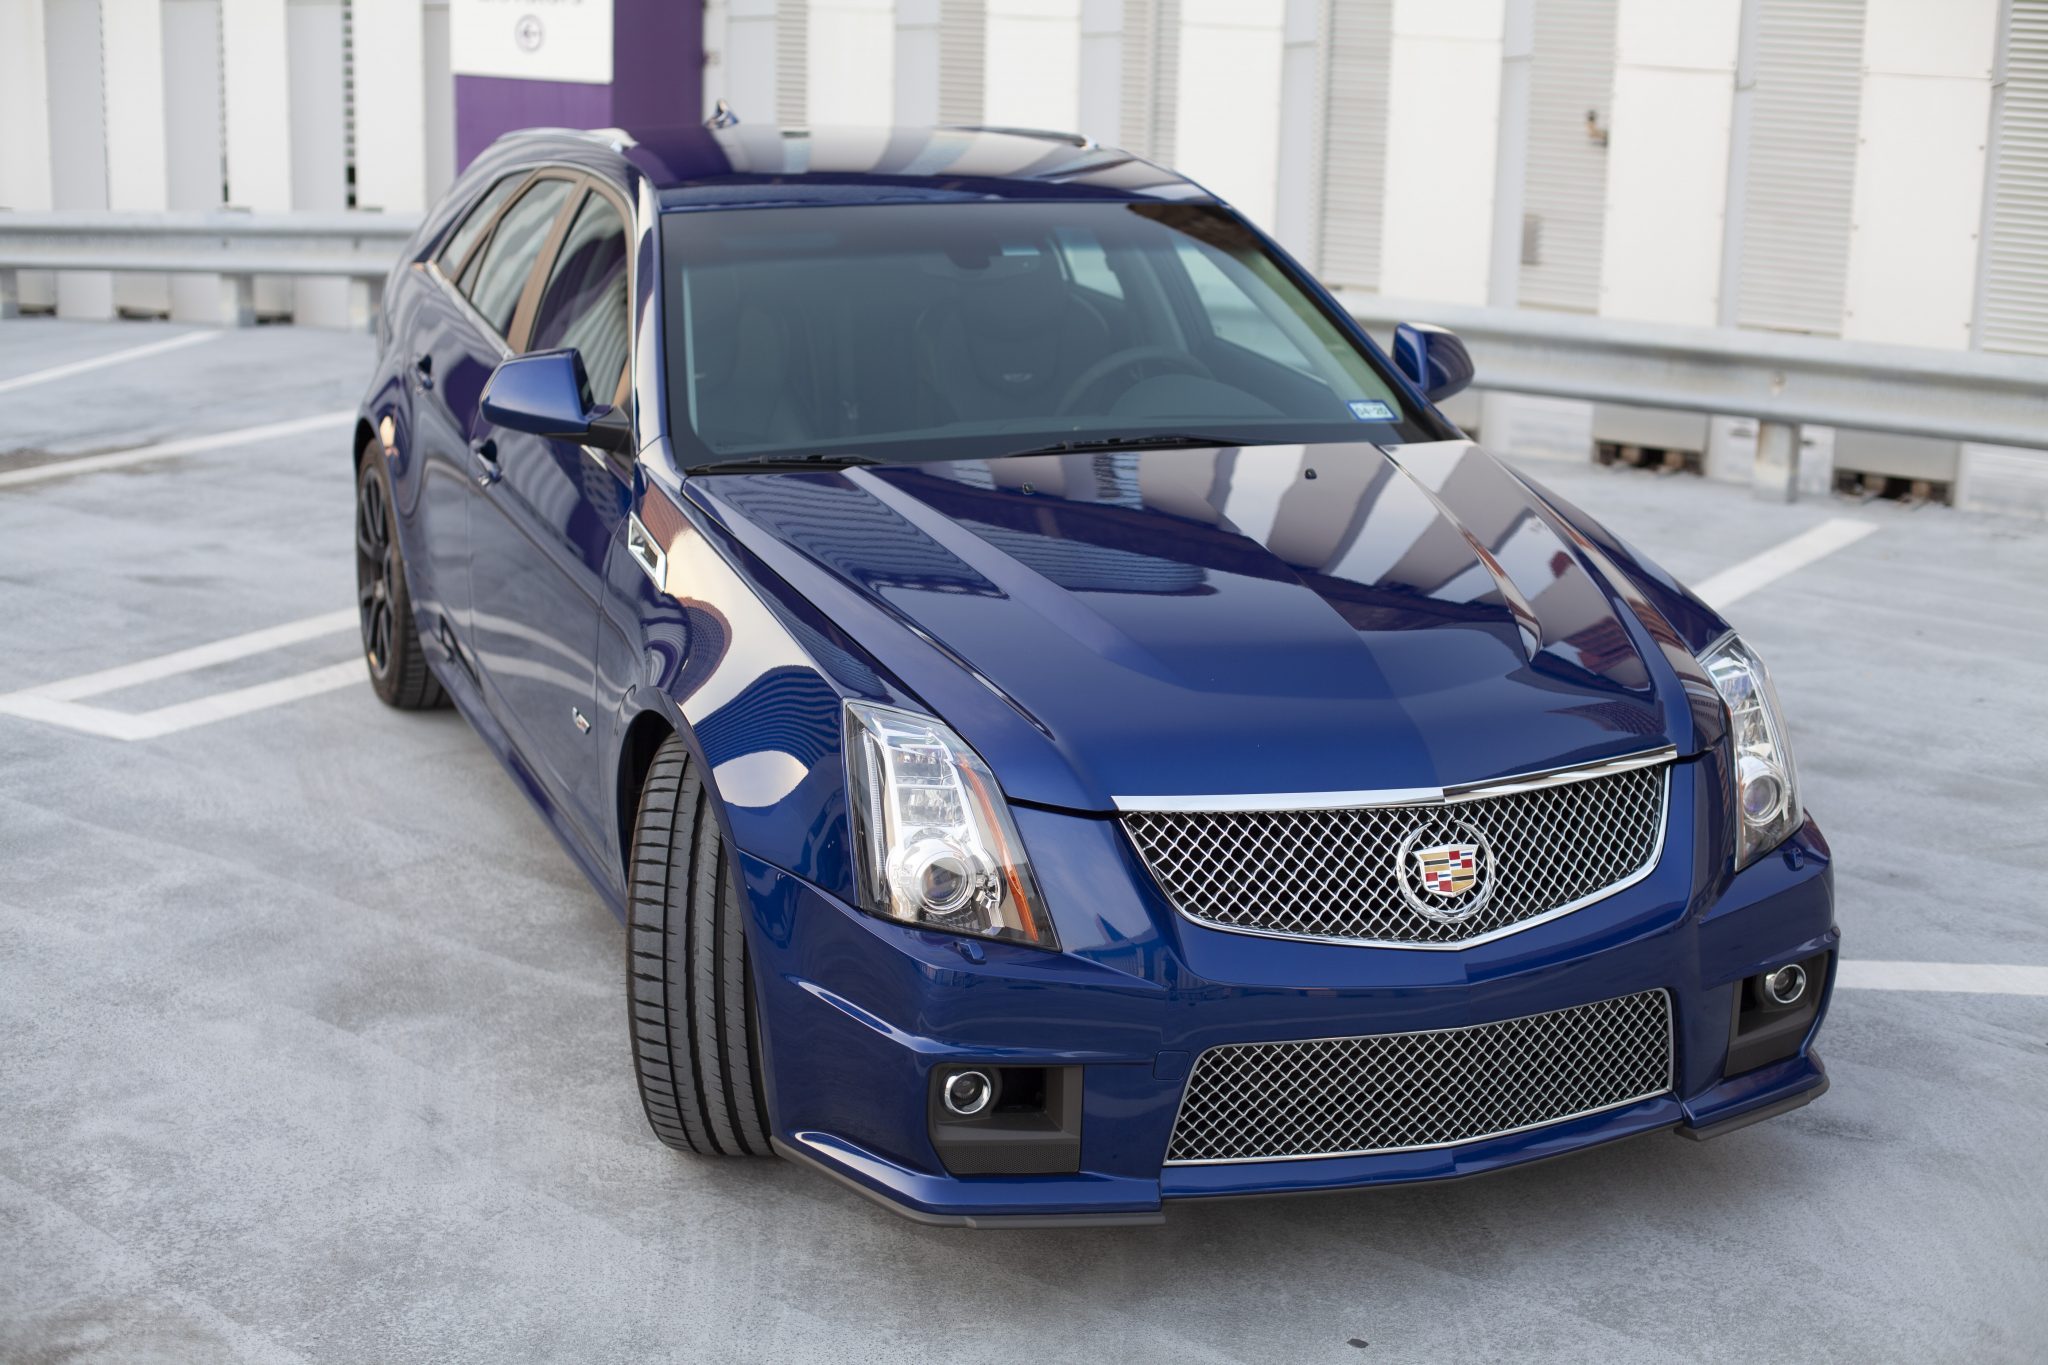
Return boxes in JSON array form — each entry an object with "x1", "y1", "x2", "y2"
[
  {"x1": 626, "y1": 734, "x2": 775, "y2": 1157},
  {"x1": 354, "y1": 451, "x2": 445, "y2": 710}
]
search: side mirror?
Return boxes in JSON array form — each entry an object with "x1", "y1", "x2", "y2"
[
  {"x1": 1391, "y1": 322, "x2": 1475, "y2": 405},
  {"x1": 481, "y1": 349, "x2": 633, "y2": 453}
]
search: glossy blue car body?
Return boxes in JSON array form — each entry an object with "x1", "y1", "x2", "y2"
[{"x1": 359, "y1": 124, "x2": 1835, "y2": 1225}]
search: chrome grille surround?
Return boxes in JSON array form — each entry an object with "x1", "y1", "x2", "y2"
[
  {"x1": 1166, "y1": 989, "x2": 1674, "y2": 1164},
  {"x1": 1119, "y1": 749, "x2": 1673, "y2": 948}
]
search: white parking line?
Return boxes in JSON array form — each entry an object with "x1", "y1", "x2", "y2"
[
  {"x1": 0, "y1": 410, "x2": 355, "y2": 489},
  {"x1": 0, "y1": 609, "x2": 361, "y2": 740},
  {"x1": 0, "y1": 329, "x2": 218, "y2": 395},
  {"x1": 1692, "y1": 518, "x2": 1881, "y2": 611},
  {"x1": 1836, "y1": 960, "x2": 2048, "y2": 996}
]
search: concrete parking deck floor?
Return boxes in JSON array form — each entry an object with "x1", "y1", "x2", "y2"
[{"x1": 2, "y1": 318, "x2": 2044, "y2": 1363}]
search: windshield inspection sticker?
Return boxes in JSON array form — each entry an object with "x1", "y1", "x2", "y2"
[{"x1": 1348, "y1": 399, "x2": 1397, "y2": 422}]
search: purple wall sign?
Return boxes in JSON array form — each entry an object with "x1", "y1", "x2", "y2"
[{"x1": 452, "y1": 0, "x2": 704, "y2": 172}]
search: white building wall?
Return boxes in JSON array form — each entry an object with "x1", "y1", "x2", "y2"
[
  {"x1": 1841, "y1": 0, "x2": 2001, "y2": 349},
  {"x1": 163, "y1": 0, "x2": 230, "y2": 321},
  {"x1": 101, "y1": 0, "x2": 171, "y2": 315},
  {"x1": 985, "y1": 0, "x2": 1081, "y2": 131},
  {"x1": 1077, "y1": 0, "x2": 1124, "y2": 144},
  {"x1": 1378, "y1": 0, "x2": 1507, "y2": 304},
  {"x1": 352, "y1": 0, "x2": 431, "y2": 214},
  {"x1": 1175, "y1": 0, "x2": 1285, "y2": 228},
  {"x1": 808, "y1": 0, "x2": 895, "y2": 124},
  {"x1": 46, "y1": 0, "x2": 115, "y2": 318},
  {"x1": 1, "y1": 0, "x2": 57, "y2": 311},
  {"x1": 1597, "y1": 0, "x2": 1740, "y2": 325}
]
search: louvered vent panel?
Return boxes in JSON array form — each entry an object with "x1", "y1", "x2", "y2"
[
  {"x1": 1119, "y1": 0, "x2": 1179, "y2": 163},
  {"x1": 776, "y1": 0, "x2": 809, "y2": 126},
  {"x1": 1736, "y1": 0, "x2": 1866, "y2": 335},
  {"x1": 1316, "y1": 0, "x2": 1393, "y2": 291},
  {"x1": 938, "y1": 0, "x2": 987, "y2": 125},
  {"x1": 1983, "y1": 0, "x2": 2048, "y2": 355},
  {"x1": 1517, "y1": 0, "x2": 1616, "y2": 313}
]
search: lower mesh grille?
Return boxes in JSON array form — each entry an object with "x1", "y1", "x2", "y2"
[{"x1": 1166, "y1": 990, "x2": 1673, "y2": 1164}]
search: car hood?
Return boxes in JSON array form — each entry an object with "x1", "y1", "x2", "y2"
[{"x1": 690, "y1": 440, "x2": 1719, "y2": 811}]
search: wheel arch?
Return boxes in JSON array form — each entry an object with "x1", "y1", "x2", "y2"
[
  {"x1": 353, "y1": 417, "x2": 376, "y2": 467},
  {"x1": 616, "y1": 706, "x2": 680, "y2": 878}
]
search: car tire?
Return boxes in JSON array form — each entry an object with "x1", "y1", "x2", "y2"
[
  {"x1": 627, "y1": 733, "x2": 775, "y2": 1157},
  {"x1": 354, "y1": 450, "x2": 446, "y2": 711}
]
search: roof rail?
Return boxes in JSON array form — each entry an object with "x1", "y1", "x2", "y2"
[{"x1": 939, "y1": 124, "x2": 1092, "y2": 149}]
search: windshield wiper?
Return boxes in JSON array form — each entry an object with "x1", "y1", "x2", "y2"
[
  {"x1": 993, "y1": 433, "x2": 1246, "y2": 459},
  {"x1": 686, "y1": 452, "x2": 883, "y2": 474}
]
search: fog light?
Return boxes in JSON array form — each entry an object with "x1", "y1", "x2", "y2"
[
  {"x1": 942, "y1": 1069, "x2": 994, "y2": 1116},
  {"x1": 1763, "y1": 963, "x2": 1807, "y2": 1007}
]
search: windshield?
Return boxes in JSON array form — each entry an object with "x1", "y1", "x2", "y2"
[{"x1": 661, "y1": 201, "x2": 1434, "y2": 468}]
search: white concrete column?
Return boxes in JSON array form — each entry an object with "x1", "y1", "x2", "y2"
[
  {"x1": 1597, "y1": 0, "x2": 1740, "y2": 324},
  {"x1": 809, "y1": 0, "x2": 895, "y2": 124},
  {"x1": 45, "y1": 0, "x2": 115, "y2": 319},
  {"x1": 987, "y1": 0, "x2": 1082, "y2": 132},
  {"x1": 102, "y1": 0, "x2": 172, "y2": 316},
  {"x1": 1077, "y1": 0, "x2": 1123, "y2": 145},
  {"x1": 1270, "y1": 0, "x2": 1320, "y2": 260},
  {"x1": 724, "y1": 0, "x2": 779, "y2": 117},
  {"x1": 1841, "y1": 0, "x2": 2000, "y2": 349},
  {"x1": 1379, "y1": 0, "x2": 1507, "y2": 304},
  {"x1": 223, "y1": 0, "x2": 295, "y2": 319},
  {"x1": 1175, "y1": 0, "x2": 1284, "y2": 228},
  {"x1": 423, "y1": 0, "x2": 455, "y2": 201},
  {"x1": 0, "y1": 0, "x2": 57, "y2": 313},
  {"x1": 287, "y1": 0, "x2": 349, "y2": 326},
  {"x1": 353, "y1": 0, "x2": 429, "y2": 214},
  {"x1": 163, "y1": 0, "x2": 235, "y2": 322}
]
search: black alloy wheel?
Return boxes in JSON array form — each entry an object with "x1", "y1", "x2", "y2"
[{"x1": 354, "y1": 449, "x2": 445, "y2": 710}]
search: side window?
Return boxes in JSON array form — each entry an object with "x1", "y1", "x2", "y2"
[
  {"x1": 1055, "y1": 228, "x2": 1124, "y2": 300},
  {"x1": 437, "y1": 174, "x2": 523, "y2": 278},
  {"x1": 529, "y1": 191, "x2": 631, "y2": 403},
  {"x1": 463, "y1": 177, "x2": 574, "y2": 338},
  {"x1": 1172, "y1": 240, "x2": 1314, "y2": 374}
]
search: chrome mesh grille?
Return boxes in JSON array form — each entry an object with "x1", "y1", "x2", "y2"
[
  {"x1": 1167, "y1": 990, "x2": 1673, "y2": 1164},
  {"x1": 1123, "y1": 763, "x2": 1667, "y2": 945}
]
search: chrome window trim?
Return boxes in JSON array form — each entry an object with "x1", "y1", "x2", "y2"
[
  {"x1": 1110, "y1": 743, "x2": 1678, "y2": 813},
  {"x1": 1161, "y1": 988, "x2": 1675, "y2": 1166}
]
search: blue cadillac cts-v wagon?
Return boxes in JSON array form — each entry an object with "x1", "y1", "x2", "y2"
[{"x1": 353, "y1": 122, "x2": 1835, "y2": 1225}]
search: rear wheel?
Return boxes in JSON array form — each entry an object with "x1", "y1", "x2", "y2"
[
  {"x1": 355, "y1": 451, "x2": 444, "y2": 710},
  {"x1": 627, "y1": 734, "x2": 775, "y2": 1157}
]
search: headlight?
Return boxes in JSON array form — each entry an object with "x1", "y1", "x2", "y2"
[
  {"x1": 1700, "y1": 632, "x2": 1800, "y2": 869},
  {"x1": 844, "y1": 700, "x2": 1056, "y2": 950}
]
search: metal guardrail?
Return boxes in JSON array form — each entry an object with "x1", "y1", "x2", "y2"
[
  {"x1": 1342, "y1": 293, "x2": 2048, "y2": 453},
  {"x1": 0, "y1": 210, "x2": 423, "y2": 326},
  {"x1": 2, "y1": 213, "x2": 2042, "y2": 461}
]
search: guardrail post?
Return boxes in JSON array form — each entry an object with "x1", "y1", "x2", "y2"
[
  {"x1": 227, "y1": 274, "x2": 256, "y2": 328},
  {"x1": 1753, "y1": 420, "x2": 1800, "y2": 502}
]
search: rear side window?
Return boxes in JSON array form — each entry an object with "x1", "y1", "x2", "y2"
[
  {"x1": 437, "y1": 174, "x2": 523, "y2": 278},
  {"x1": 529, "y1": 191, "x2": 631, "y2": 403},
  {"x1": 463, "y1": 178, "x2": 573, "y2": 338}
]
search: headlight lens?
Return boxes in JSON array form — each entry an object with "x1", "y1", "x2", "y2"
[
  {"x1": 1700, "y1": 632, "x2": 1800, "y2": 869},
  {"x1": 844, "y1": 701, "x2": 1056, "y2": 949}
]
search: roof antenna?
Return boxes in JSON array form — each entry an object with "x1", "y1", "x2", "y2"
[{"x1": 704, "y1": 100, "x2": 740, "y2": 130}]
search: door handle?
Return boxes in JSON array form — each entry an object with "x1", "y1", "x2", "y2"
[
  {"x1": 413, "y1": 353, "x2": 434, "y2": 391},
  {"x1": 471, "y1": 437, "x2": 500, "y2": 487}
]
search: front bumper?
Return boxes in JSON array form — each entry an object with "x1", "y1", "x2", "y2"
[{"x1": 740, "y1": 758, "x2": 1837, "y2": 1224}]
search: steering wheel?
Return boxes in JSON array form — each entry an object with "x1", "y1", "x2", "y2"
[{"x1": 1055, "y1": 346, "x2": 1214, "y2": 415}]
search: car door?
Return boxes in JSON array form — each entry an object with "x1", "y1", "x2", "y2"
[
  {"x1": 410, "y1": 171, "x2": 577, "y2": 673},
  {"x1": 404, "y1": 170, "x2": 528, "y2": 659},
  {"x1": 467, "y1": 179, "x2": 635, "y2": 856}
]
